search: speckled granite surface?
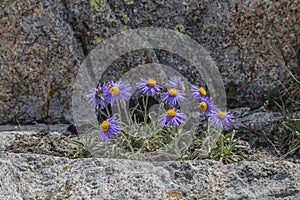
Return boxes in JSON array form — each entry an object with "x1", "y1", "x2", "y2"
[
  {"x1": 0, "y1": 151, "x2": 299, "y2": 199},
  {"x1": 1, "y1": 0, "x2": 297, "y2": 124}
]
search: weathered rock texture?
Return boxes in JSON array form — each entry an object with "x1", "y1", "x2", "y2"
[
  {"x1": 0, "y1": 0, "x2": 83, "y2": 124},
  {"x1": 0, "y1": 152, "x2": 299, "y2": 199},
  {"x1": 0, "y1": 121, "x2": 299, "y2": 199},
  {"x1": 1, "y1": 0, "x2": 298, "y2": 124}
]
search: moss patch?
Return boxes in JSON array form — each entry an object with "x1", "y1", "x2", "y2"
[
  {"x1": 124, "y1": 0, "x2": 134, "y2": 5},
  {"x1": 174, "y1": 24, "x2": 185, "y2": 33},
  {"x1": 119, "y1": 12, "x2": 129, "y2": 24},
  {"x1": 92, "y1": 36, "x2": 103, "y2": 45},
  {"x1": 90, "y1": 0, "x2": 105, "y2": 12}
]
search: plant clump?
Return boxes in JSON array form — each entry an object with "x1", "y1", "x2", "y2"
[{"x1": 72, "y1": 76, "x2": 238, "y2": 162}]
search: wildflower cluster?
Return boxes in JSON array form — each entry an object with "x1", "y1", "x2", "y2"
[
  {"x1": 190, "y1": 85, "x2": 234, "y2": 128},
  {"x1": 86, "y1": 81, "x2": 131, "y2": 143},
  {"x1": 86, "y1": 76, "x2": 234, "y2": 143}
]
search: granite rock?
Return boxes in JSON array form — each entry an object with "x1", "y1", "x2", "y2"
[
  {"x1": 0, "y1": 152, "x2": 299, "y2": 199},
  {"x1": 1, "y1": 0, "x2": 297, "y2": 124},
  {"x1": 0, "y1": 0, "x2": 83, "y2": 124}
]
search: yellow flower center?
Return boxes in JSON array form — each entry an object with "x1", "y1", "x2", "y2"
[
  {"x1": 109, "y1": 86, "x2": 119, "y2": 96},
  {"x1": 168, "y1": 88, "x2": 178, "y2": 96},
  {"x1": 167, "y1": 109, "x2": 176, "y2": 118},
  {"x1": 199, "y1": 102, "x2": 208, "y2": 111},
  {"x1": 217, "y1": 112, "x2": 227, "y2": 119},
  {"x1": 100, "y1": 121, "x2": 110, "y2": 132},
  {"x1": 147, "y1": 79, "x2": 156, "y2": 87},
  {"x1": 199, "y1": 87, "x2": 207, "y2": 96}
]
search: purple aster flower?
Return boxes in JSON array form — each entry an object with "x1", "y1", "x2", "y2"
[
  {"x1": 209, "y1": 111, "x2": 234, "y2": 128},
  {"x1": 86, "y1": 84, "x2": 109, "y2": 109},
  {"x1": 161, "y1": 88, "x2": 186, "y2": 106},
  {"x1": 136, "y1": 78, "x2": 162, "y2": 96},
  {"x1": 159, "y1": 109, "x2": 187, "y2": 128},
  {"x1": 191, "y1": 85, "x2": 207, "y2": 99},
  {"x1": 198, "y1": 96, "x2": 215, "y2": 116},
  {"x1": 104, "y1": 81, "x2": 131, "y2": 105},
  {"x1": 99, "y1": 115, "x2": 122, "y2": 143},
  {"x1": 168, "y1": 76, "x2": 186, "y2": 92}
]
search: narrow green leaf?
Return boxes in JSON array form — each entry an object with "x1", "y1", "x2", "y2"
[
  {"x1": 290, "y1": 141, "x2": 300, "y2": 152},
  {"x1": 283, "y1": 122, "x2": 296, "y2": 132},
  {"x1": 296, "y1": 121, "x2": 300, "y2": 132}
]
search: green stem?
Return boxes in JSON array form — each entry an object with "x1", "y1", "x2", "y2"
[
  {"x1": 122, "y1": 101, "x2": 133, "y2": 126},
  {"x1": 104, "y1": 106, "x2": 111, "y2": 118},
  {"x1": 121, "y1": 130, "x2": 134, "y2": 154},
  {"x1": 116, "y1": 101, "x2": 122, "y2": 122},
  {"x1": 142, "y1": 95, "x2": 149, "y2": 124}
]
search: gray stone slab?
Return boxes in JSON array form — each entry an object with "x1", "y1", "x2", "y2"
[{"x1": 0, "y1": 152, "x2": 299, "y2": 199}]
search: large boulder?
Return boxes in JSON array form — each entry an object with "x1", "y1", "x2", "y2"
[
  {"x1": 1, "y1": 0, "x2": 298, "y2": 124},
  {"x1": 0, "y1": 0, "x2": 83, "y2": 124},
  {"x1": 0, "y1": 151, "x2": 299, "y2": 199}
]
